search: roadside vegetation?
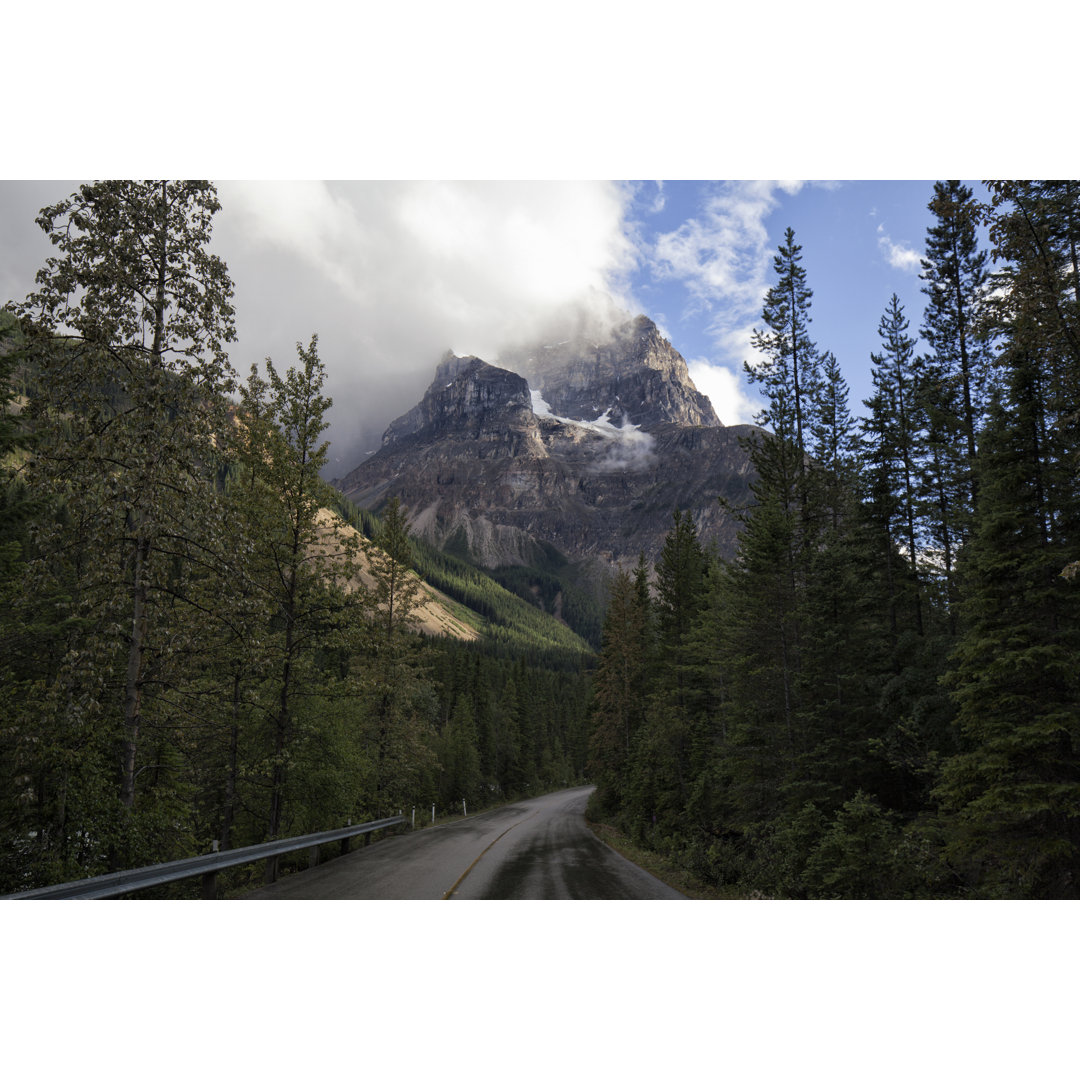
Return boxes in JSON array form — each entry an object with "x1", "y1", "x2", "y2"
[
  {"x1": 586, "y1": 183, "x2": 1080, "y2": 900},
  {"x1": 0, "y1": 183, "x2": 590, "y2": 895}
]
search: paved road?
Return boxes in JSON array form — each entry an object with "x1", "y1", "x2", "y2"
[{"x1": 242, "y1": 786, "x2": 684, "y2": 900}]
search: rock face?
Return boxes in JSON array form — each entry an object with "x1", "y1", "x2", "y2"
[
  {"x1": 499, "y1": 313, "x2": 720, "y2": 430},
  {"x1": 334, "y1": 315, "x2": 758, "y2": 584}
]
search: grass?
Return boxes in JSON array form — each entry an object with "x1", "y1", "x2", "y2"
[{"x1": 586, "y1": 819, "x2": 764, "y2": 900}]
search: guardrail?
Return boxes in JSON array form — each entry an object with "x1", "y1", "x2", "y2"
[{"x1": 2, "y1": 815, "x2": 407, "y2": 900}]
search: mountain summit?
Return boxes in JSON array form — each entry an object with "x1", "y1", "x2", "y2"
[
  {"x1": 498, "y1": 314, "x2": 720, "y2": 430},
  {"x1": 334, "y1": 315, "x2": 757, "y2": 612}
]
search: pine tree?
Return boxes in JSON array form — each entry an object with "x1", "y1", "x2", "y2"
[
  {"x1": 920, "y1": 181, "x2": 992, "y2": 497},
  {"x1": 236, "y1": 336, "x2": 370, "y2": 853},
  {"x1": 369, "y1": 496, "x2": 423, "y2": 644},
  {"x1": 985, "y1": 181, "x2": 1080, "y2": 449},
  {"x1": 14, "y1": 181, "x2": 237, "y2": 869},
  {"x1": 587, "y1": 566, "x2": 651, "y2": 816},
  {"x1": 364, "y1": 495, "x2": 433, "y2": 817},
  {"x1": 748, "y1": 226, "x2": 821, "y2": 479},
  {"x1": 863, "y1": 294, "x2": 926, "y2": 635},
  {"x1": 932, "y1": 181, "x2": 1080, "y2": 898},
  {"x1": 935, "y1": 390, "x2": 1080, "y2": 897}
]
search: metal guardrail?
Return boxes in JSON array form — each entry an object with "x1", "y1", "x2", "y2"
[{"x1": 2, "y1": 815, "x2": 407, "y2": 900}]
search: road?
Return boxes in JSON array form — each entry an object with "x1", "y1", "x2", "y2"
[{"x1": 242, "y1": 786, "x2": 685, "y2": 900}]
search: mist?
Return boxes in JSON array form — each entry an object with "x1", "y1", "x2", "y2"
[
  {"x1": 212, "y1": 181, "x2": 642, "y2": 476},
  {"x1": 0, "y1": 180, "x2": 644, "y2": 478}
]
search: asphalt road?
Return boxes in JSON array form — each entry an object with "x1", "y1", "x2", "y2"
[{"x1": 242, "y1": 786, "x2": 685, "y2": 900}]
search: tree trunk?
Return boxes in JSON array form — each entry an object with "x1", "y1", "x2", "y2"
[
  {"x1": 120, "y1": 533, "x2": 150, "y2": 809},
  {"x1": 220, "y1": 667, "x2": 241, "y2": 850}
]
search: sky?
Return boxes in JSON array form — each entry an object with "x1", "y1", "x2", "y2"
[{"x1": 1, "y1": 178, "x2": 948, "y2": 475}]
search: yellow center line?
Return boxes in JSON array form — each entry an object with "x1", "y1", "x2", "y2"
[{"x1": 442, "y1": 810, "x2": 539, "y2": 899}]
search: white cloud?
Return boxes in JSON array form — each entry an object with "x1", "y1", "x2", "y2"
[
  {"x1": 646, "y1": 180, "x2": 808, "y2": 423},
  {"x1": 213, "y1": 180, "x2": 640, "y2": 469},
  {"x1": 649, "y1": 180, "x2": 810, "y2": 334},
  {"x1": 876, "y1": 223, "x2": 922, "y2": 272},
  {"x1": 687, "y1": 357, "x2": 761, "y2": 427},
  {"x1": 651, "y1": 181, "x2": 793, "y2": 316}
]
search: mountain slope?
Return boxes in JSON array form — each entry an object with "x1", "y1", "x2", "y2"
[
  {"x1": 329, "y1": 496, "x2": 595, "y2": 654},
  {"x1": 333, "y1": 315, "x2": 758, "y2": 607}
]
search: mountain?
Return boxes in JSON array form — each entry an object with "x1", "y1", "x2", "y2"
[
  {"x1": 333, "y1": 315, "x2": 759, "y2": 630},
  {"x1": 498, "y1": 313, "x2": 720, "y2": 430}
]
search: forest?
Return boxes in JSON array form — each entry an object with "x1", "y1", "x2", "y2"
[
  {"x1": 0, "y1": 182, "x2": 590, "y2": 896},
  {"x1": 587, "y1": 181, "x2": 1080, "y2": 899}
]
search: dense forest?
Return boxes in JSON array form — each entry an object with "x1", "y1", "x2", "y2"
[
  {"x1": 0, "y1": 182, "x2": 590, "y2": 895},
  {"x1": 587, "y1": 181, "x2": 1080, "y2": 899}
]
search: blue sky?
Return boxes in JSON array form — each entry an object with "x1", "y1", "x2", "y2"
[{"x1": 618, "y1": 180, "x2": 943, "y2": 427}]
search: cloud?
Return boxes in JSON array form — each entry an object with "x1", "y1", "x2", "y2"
[
  {"x1": 876, "y1": 223, "x2": 922, "y2": 272},
  {"x1": 687, "y1": 357, "x2": 762, "y2": 427},
  {"x1": 646, "y1": 180, "x2": 808, "y2": 423},
  {"x1": 650, "y1": 181, "x2": 798, "y2": 319},
  {"x1": 212, "y1": 181, "x2": 640, "y2": 471}
]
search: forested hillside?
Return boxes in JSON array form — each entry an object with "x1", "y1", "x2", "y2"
[
  {"x1": 587, "y1": 181, "x2": 1080, "y2": 899},
  {"x1": 0, "y1": 183, "x2": 590, "y2": 895}
]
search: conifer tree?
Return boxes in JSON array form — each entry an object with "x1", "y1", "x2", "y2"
[
  {"x1": 588, "y1": 566, "x2": 651, "y2": 816},
  {"x1": 920, "y1": 181, "x2": 992, "y2": 496},
  {"x1": 932, "y1": 180, "x2": 1080, "y2": 898},
  {"x1": 935, "y1": 390, "x2": 1080, "y2": 897},
  {"x1": 15, "y1": 182, "x2": 237, "y2": 868},
  {"x1": 364, "y1": 495, "x2": 434, "y2": 817},
  {"x1": 863, "y1": 294, "x2": 926, "y2": 635},
  {"x1": 237, "y1": 336, "x2": 370, "y2": 851},
  {"x1": 748, "y1": 226, "x2": 821, "y2": 483}
]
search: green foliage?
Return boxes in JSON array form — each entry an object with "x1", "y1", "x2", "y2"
[
  {"x1": 0, "y1": 185, "x2": 596, "y2": 895},
  {"x1": 588, "y1": 192, "x2": 1080, "y2": 899},
  {"x1": 357, "y1": 501, "x2": 594, "y2": 657}
]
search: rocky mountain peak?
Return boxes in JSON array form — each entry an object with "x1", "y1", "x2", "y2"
[
  {"x1": 380, "y1": 353, "x2": 543, "y2": 457},
  {"x1": 333, "y1": 313, "x2": 755, "y2": 612},
  {"x1": 498, "y1": 314, "x2": 720, "y2": 430}
]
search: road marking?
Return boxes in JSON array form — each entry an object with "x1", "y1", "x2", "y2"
[{"x1": 442, "y1": 811, "x2": 539, "y2": 899}]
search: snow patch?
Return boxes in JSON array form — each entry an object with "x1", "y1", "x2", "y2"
[
  {"x1": 531, "y1": 389, "x2": 555, "y2": 418},
  {"x1": 530, "y1": 392, "x2": 655, "y2": 472}
]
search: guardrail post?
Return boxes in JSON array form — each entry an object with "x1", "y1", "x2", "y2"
[
  {"x1": 308, "y1": 846, "x2": 320, "y2": 869},
  {"x1": 265, "y1": 855, "x2": 279, "y2": 884},
  {"x1": 201, "y1": 871, "x2": 218, "y2": 900},
  {"x1": 340, "y1": 836, "x2": 351, "y2": 856}
]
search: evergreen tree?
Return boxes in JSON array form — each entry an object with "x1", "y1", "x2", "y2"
[
  {"x1": 917, "y1": 181, "x2": 993, "y2": 620},
  {"x1": 748, "y1": 226, "x2": 821, "y2": 480},
  {"x1": 587, "y1": 566, "x2": 651, "y2": 816},
  {"x1": 369, "y1": 496, "x2": 423, "y2": 643},
  {"x1": 13, "y1": 181, "x2": 237, "y2": 869},
  {"x1": 935, "y1": 391, "x2": 1080, "y2": 897},
  {"x1": 920, "y1": 180, "x2": 992, "y2": 497},
  {"x1": 931, "y1": 181, "x2": 1080, "y2": 898},
  {"x1": 863, "y1": 294, "x2": 926, "y2": 635},
  {"x1": 237, "y1": 336, "x2": 370, "y2": 852},
  {"x1": 364, "y1": 494, "x2": 434, "y2": 817}
]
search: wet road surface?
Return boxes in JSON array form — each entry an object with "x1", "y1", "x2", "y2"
[{"x1": 242, "y1": 786, "x2": 684, "y2": 900}]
